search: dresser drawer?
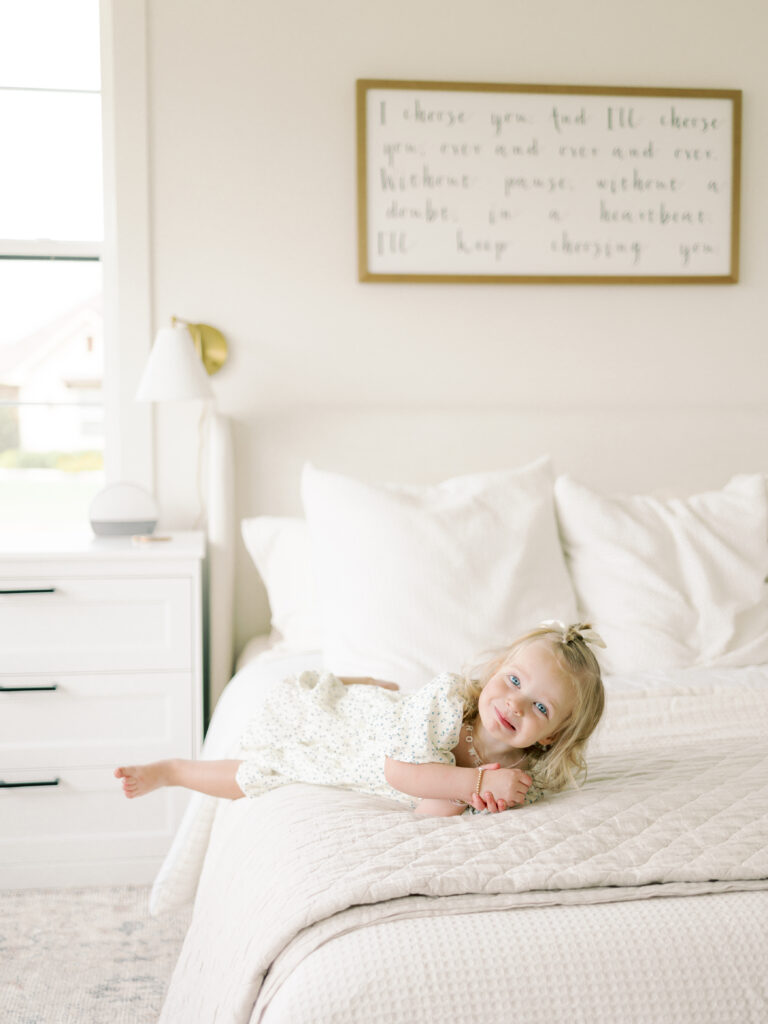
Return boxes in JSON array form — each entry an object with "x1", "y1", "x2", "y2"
[
  {"x1": 0, "y1": 532, "x2": 205, "y2": 888},
  {"x1": 0, "y1": 576, "x2": 192, "y2": 674},
  {"x1": 0, "y1": 673, "x2": 196, "y2": 771},
  {"x1": 0, "y1": 767, "x2": 191, "y2": 884}
]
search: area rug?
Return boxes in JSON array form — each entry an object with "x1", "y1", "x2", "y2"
[{"x1": 0, "y1": 886, "x2": 191, "y2": 1024}]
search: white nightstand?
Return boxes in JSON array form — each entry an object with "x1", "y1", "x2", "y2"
[{"x1": 0, "y1": 530, "x2": 206, "y2": 888}]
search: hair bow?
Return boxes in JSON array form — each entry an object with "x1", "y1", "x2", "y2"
[
  {"x1": 539, "y1": 620, "x2": 607, "y2": 649},
  {"x1": 574, "y1": 626, "x2": 607, "y2": 649}
]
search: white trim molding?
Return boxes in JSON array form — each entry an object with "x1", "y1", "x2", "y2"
[{"x1": 99, "y1": 0, "x2": 153, "y2": 491}]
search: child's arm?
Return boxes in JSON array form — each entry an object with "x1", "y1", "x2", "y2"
[
  {"x1": 415, "y1": 798, "x2": 468, "y2": 817},
  {"x1": 339, "y1": 676, "x2": 399, "y2": 691},
  {"x1": 384, "y1": 758, "x2": 481, "y2": 807},
  {"x1": 384, "y1": 758, "x2": 532, "y2": 816}
]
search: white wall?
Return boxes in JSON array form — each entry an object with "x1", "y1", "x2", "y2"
[{"x1": 141, "y1": 0, "x2": 768, "y2": 656}]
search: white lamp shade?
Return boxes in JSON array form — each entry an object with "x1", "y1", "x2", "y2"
[{"x1": 135, "y1": 325, "x2": 214, "y2": 402}]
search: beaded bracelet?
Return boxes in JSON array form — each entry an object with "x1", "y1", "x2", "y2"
[{"x1": 450, "y1": 767, "x2": 487, "y2": 808}]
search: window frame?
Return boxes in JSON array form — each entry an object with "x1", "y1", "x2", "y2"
[
  {"x1": 99, "y1": 0, "x2": 153, "y2": 492},
  {"x1": 0, "y1": 0, "x2": 154, "y2": 503}
]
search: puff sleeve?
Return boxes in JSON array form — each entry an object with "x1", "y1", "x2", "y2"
[{"x1": 382, "y1": 672, "x2": 466, "y2": 766}]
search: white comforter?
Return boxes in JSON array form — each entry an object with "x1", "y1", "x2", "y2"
[{"x1": 157, "y1": 658, "x2": 768, "y2": 1024}]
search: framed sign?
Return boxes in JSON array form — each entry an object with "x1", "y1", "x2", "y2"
[{"x1": 356, "y1": 80, "x2": 741, "y2": 284}]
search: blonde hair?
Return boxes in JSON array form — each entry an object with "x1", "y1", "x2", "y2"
[{"x1": 459, "y1": 622, "x2": 605, "y2": 794}]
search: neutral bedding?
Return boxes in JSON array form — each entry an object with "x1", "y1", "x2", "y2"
[
  {"x1": 154, "y1": 464, "x2": 768, "y2": 1022},
  {"x1": 257, "y1": 893, "x2": 768, "y2": 1024},
  {"x1": 156, "y1": 652, "x2": 768, "y2": 1023}
]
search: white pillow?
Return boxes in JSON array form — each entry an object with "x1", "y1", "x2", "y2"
[
  {"x1": 301, "y1": 458, "x2": 578, "y2": 691},
  {"x1": 554, "y1": 474, "x2": 768, "y2": 673},
  {"x1": 241, "y1": 517, "x2": 322, "y2": 649}
]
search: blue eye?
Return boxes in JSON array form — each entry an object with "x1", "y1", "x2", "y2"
[
  {"x1": 535, "y1": 701, "x2": 548, "y2": 716},
  {"x1": 507, "y1": 675, "x2": 521, "y2": 688}
]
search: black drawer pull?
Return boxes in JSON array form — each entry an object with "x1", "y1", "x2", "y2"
[
  {"x1": 0, "y1": 587, "x2": 56, "y2": 595},
  {"x1": 0, "y1": 778, "x2": 60, "y2": 788},
  {"x1": 0, "y1": 683, "x2": 58, "y2": 692}
]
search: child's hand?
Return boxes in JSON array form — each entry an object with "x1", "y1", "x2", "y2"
[{"x1": 470, "y1": 764, "x2": 532, "y2": 813}]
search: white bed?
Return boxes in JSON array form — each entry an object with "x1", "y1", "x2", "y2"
[{"x1": 155, "y1": 460, "x2": 768, "y2": 1023}]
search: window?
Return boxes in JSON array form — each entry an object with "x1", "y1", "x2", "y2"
[{"x1": 0, "y1": 0, "x2": 105, "y2": 531}]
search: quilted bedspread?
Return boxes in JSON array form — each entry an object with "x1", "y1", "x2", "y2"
[{"x1": 159, "y1": 676, "x2": 768, "y2": 1024}]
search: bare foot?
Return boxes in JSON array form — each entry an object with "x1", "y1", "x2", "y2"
[{"x1": 114, "y1": 760, "x2": 176, "y2": 798}]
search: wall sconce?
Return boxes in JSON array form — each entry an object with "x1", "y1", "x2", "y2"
[
  {"x1": 135, "y1": 316, "x2": 235, "y2": 710},
  {"x1": 135, "y1": 320, "x2": 221, "y2": 524},
  {"x1": 174, "y1": 317, "x2": 228, "y2": 377},
  {"x1": 135, "y1": 319, "x2": 227, "y2": 402}
]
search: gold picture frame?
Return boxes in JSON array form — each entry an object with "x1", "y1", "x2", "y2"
[{"x1": 356, "y1": 80, "x2": 741, "y2": 284}]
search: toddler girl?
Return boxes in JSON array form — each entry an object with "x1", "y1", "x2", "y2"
[{"x1": 115, "y1": 621, "x2": 605, "y2": 816}]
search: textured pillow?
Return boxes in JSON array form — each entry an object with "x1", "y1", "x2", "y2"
[
  {"x1": 301, "y1": 459, "x2": 578, "y2": 691},
  {"x1": 554, "y1": 474, "x2": 768, "y2": 673},
  {"x1": 241, "y1": 517, "x2": 322, "y2": 649}
]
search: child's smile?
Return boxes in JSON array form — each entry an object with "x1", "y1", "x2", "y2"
[
  {"x1": 493, "y1": 705, "x2": 518, "y2": 732},
  {"x1": 474, "y1": 640, "x2": 577, "y2": 763}
]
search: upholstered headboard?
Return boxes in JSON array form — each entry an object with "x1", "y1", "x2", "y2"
[
  {"x1": 206, "y1": 411, "x2": 235, "y2": 709},
  {"x1": 228, "y1": 404, "x2": 768, "y2": 672}
]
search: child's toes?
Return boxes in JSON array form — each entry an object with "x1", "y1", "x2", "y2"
[{"x1": 114, "y1": 767, "x2": 125, "y2": 779}]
